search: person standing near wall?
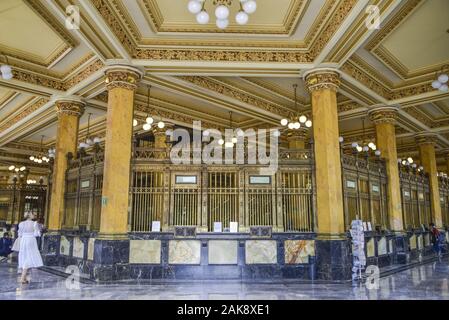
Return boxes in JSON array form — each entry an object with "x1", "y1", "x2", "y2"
[{"x1": 16, "y1": 212, "x2": 43, "y2": 284}]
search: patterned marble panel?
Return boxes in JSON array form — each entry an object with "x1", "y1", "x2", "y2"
[
  {"x1": 417, "y1": 235, "x2": 423, "y2": 250},
  {"x1": 72, "y1": 237, "x2": 84, "y2": 259},
  {"x1": 59, "y1": 236, "x2": 70, "y2": 256},
  {"x1": 424, "y1": 234, "x2": 430, "y2": 247},
  {"x1": 245, "y1": 240, "x2": 277, "y2": 264},
  {"x1": 129, "y1": 240, "x2": 161, "y2": 264},
  {"x1": 377, "y1": 237, "x2": 387, "y2": 256},
  {"x1": 87, "y1": 238, "x2": 95, "y2": 261},
  {"x1": 208, "y1": 240, "x2": 238, "y2": 265},
  {"x1": 169, "y1": 240, "x2": 201, "y2": 265},
  {"x1": 409, "y1": 235, "x2": 417, "y2": 250},
  {"x1": 367, "y1": 238, "x2": 375, "y2": 257},
  {"x1": 284, "y1": 240, "x2": 315, "y2": 264}
]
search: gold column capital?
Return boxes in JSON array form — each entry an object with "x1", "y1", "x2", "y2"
[
  {"x1": 55, "y1": 99, "x2": 85, "y2": 117},
  {"x1": 368, "y1": 106, "x2": 399, "y2": 125},
  {"x1": 105, "y1": 66, "x2": 142, "y2": 91},
  {"x1": 415, "y1": 133, "x2": 437, "y2": 146},
  {"x1": 304, "y1": 69, "x2": 340, "y2": 93}
]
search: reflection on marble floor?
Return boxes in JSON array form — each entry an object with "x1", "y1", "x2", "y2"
[{"x1": 1, "y1": 258, "x2": 449, "y2": 300}]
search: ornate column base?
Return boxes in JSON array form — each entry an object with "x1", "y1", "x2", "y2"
[
  {"x1": 90, "y1": 238, "x2": 130, "y2": 281},
  {"x1": 42, "y1": 232, "x2": 62, "y2": 266},
  {"x1": 315, "y1": 234, "x2": 352, "y2": 281},
  {"x1": 393, "y1": 232, "x2": 410, "y2": 264}
]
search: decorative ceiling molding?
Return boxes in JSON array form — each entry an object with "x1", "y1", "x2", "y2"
[
  {"x1": 139, "y1": 0, "x2": 309, "y2": 35},
  {"x1": 4, "y1": 59, "x2": 104, "y2": 93},
  {"x1": 93, "y1": 0, "x2": 357, "y2": 63},
  {"x1": 0, "y1": 0, "x2": 77, "y2": 69},
  {"x1": 341, "y1": 59, "x2": 442, "y2": 102},
  {"x1": 0, "y1": 98, "x2": 49, "y2": 135},
  {"x1": 178, "y1": 76, "x2": 294, "y2": 119}
]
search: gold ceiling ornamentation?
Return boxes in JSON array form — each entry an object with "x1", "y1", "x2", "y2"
[
  {"x1": 241, "y1": 77, "x2": 308, "y2": 105},
  {"x1": 105, "y1": 68, "x2": 142, "y2": 91},
  {"x1": 368, "y1": 107, "x2": 399, "y2": 125},
  {"x1": 64, "y1": 60, "x2": 104, "y2": 89},
  {"x1": 56, "y1": 101, "x2": 85, "y2": 118},
  {"x1": 134, "y1": 101, "x2": 221, "y2": 131},
  {"x1": 8, "y1": 60, "x2": 105, "y2": 92},
  {"x1": 308, "y1": 0, "x2": 357, "y2": 58},
  {"x1": 343, "y1": 57, "x2": 440, "y2": 101},
  {"x1": 415, "y1": 133, "x2": 437, "y2": 146},
  {"x1": 0, "y1": 98, "x2": 49, "y2": 134},
  {"x1": 390, "y1": 83, "x2": 434, "y2": 100},
  {"x1": 11, "y1": 69, "x2": 65, "y2": 91},
  {"x1": 366, "y1": 0, "x2": 422, "y2": 51},
  {"x1": 0, "y1": 0, "x2": 77, "y2": 68},
  {"x1": 23, "y1": 0, "x2": 78, "y2": 48},
  {"x1": 304, "y1": 70, "x2": 340, "y2": 92},
  {"x1": 139, "y1": 0, "x2": 308, "y2": 35},
  {"x1": 340, "y1": 61, "x2": 390, "y2": 99},
  {"x1": 91, "y1": 0, "x2": 136, "y2": 55},
  {"x1": 365, "y1": 0, "x2": 426, "y2": 79},
  {"x1": 135, "y1": 48, "x2": 312, "y2": 63},
  {"x1": 178, "y1": 76, "x2": 294, "y2": 118},
  {"x1": 5, "y1": 142, "x2": 52, "y2": 153},
  {"x1": 402, "y1": 107, "x2": 433, "y2": 128},
  {"x1": 95, "y1": 0, "x2": 357, "y2": 60},
  {"x1": 337, "y1": 102, "x2": 363, "y2": 113}
]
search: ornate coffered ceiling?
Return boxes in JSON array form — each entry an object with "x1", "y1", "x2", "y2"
[{"x1": 1, "y1": 0, "x2": 449, "y2": 173}]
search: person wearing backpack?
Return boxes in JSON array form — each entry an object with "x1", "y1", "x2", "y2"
[{"x1": 429, "y1": 223, "x2": 442, "y2": 257}]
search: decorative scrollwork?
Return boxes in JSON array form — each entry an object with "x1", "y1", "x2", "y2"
[
  {"x1": 56, "y1": 101, "x2": 85, "y2": 117},
  {"x1": 305, "y1": 70, "x2": 340, "y2": 92},
  {"x1": 105, "y1": 69, "x2": 141, "y2": 91}
]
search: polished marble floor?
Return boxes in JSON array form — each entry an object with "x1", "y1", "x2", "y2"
[{"x1": 0, "y1": 258, "x2": 449, "y2": 300}]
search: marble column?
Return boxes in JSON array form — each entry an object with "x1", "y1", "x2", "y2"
[
  {"x1": 304, "y1": 69, "x2": 350, "y2": 280},
  {"x1": 416, "y1": 134, "x2": 443, "y2": 227},
  {"x1": 304, "y1": 69, "x2": 345, "y2": 238},
  {"x1": 287, "y1": 128, "x2": 308, "y2": 149},
  {"x1": 99, "y1": 66, "x2": 142, "y2": 239},
  {"x1": 48, "y1": 99, "x2": 85, "y2": 231},
  {"x1": 369, "y1": 106, "x2": 403, "y2": 232}
]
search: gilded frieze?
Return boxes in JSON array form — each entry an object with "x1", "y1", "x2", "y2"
[
  {"x1": 55, "y1": 101, "x2": 85, "y2": 117},
  {"x1": 0, "y1": 98, "x2": 49, "y2": 134},
  {"x1": 304, "y1": 70, "x2": 340, "y2": 92},
  {"x1": 178, "y1": 76, "x2": 294, "y2": 118},
  {"x1": 105, "y1": 69, "x2": 141, "y2": 91}
]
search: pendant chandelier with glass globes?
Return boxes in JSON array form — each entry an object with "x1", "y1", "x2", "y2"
[
  {"x1": 188, "y1": 0, "x2": 257, "y2": 29},
  {"x1": 216, "y1": 111, "x2": 240, "y2": 148},
  {"x1": 8, "y1": 165, "x2": 26, "y2": 173},
  {"x1": 0, "y1": 54, "x2": 13, "y2": 80},
  {"x1": 398, "y1": 156, "x2": 416, "y2": 167},
  {"x1": 280, "y1": 84, "x2": 312, "y2": 130},
  {"x1": 29, "y1": 136, "x2": 50, "y2": 164},
  {"x1": 79, "y1": 113, "x2": 101, "y2": 149},
  {"x1": 136, "y1": 85, "x2": 165, "y2": 131},
  {"x1": 350, "y1": 118, "x2": 379, "y2": 155},
  {"x1": 431, "y1": 65, "x2": 449, "y2": 93}
]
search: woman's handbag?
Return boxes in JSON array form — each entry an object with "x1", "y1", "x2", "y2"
[{"x1": 11, "y1": 237, "x2": 20, "y2": 252}]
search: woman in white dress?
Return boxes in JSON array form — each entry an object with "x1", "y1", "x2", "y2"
[{"x1": 17, "y1": 212, "x2": 43, "y2": 284}]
